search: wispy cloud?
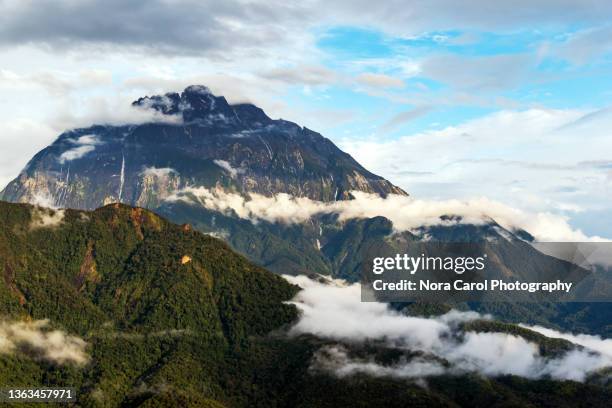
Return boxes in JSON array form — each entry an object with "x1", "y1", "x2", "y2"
[
  {"x1": 0, "y1": 319, "x2": 89, "y2": 365},
  {"x1": 30, "y1": 206, "x2": 65, "y2": 229},
  {"x1": 0, "y1": 68, "x2": 112, "y2": 96},
  {"x1": 260, "y1": 65, "x2": 339, "y2": 86},
  {"x1": 58, "y1": 134, "x2": 103, "y2": 163},
  {"x1": 140, "y1": 167, "x2": 178, "y2": 178},
  {"x1": 555, "y1": 25, "x2": 612, "y2": 64},
  {"x1": 420, "y1": 54, "x2": 532, "y2": 91},
  {"x1": 356, "y1": 73, "x2": 404, "y2": 89},
  {"x1": 381, "y1": 106, "x2": 432, "y2": 131},
  {"x1": 213, "y1": 160, "x2": 244, "y2": 178}
]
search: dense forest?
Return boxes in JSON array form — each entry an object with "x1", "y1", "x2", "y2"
[{"x1": 0, "y1": 201, "x2": 610, "y2": 407}]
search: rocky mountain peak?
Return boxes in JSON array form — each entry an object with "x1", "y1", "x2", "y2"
[
  {"x1": 183, "y1": 84, "x2": 213, "y2": 95},
  {"x1": 2, "y1": 86, "x2": 406, "y2": 209},
  {"x1": 132, "y1": 85, "x2": 272, "y2": 126}
]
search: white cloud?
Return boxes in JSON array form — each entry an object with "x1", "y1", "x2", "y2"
[
  {"x1": 0, "y1": 118, "x2": 57, "y2": 190},
  {"x1": 356, "y1": 73, "x2": 404, "y2": 89},
  {"x1": 51, "y1": 95, "x2": 183, "y2": 131},
  {"x1": 164, "y1": 187, "x2": 609, "y2": 241},
  {"x1": 59, "y1": 134, "x2": 102, "y2": 163},
  {"x1": 341, "y1": 108, "x2": 612, "y2": 237},
  {"x1": 521, "y1": 324, "x2": 612, "y2": 358},
  {"x1": 285, "y1": 275, "x2": 612, "y2": 382},
  {"x1": 141, "y1": 167, "x2": 177, "y2": 178},
  {"x1": 311, "y1": 344, "x2": 446, "y2": 379},
  {"x1": 260, "y1": 65, "x2": 339, "y2": 86},
  {"x1": 166, "y1": 187, "x2": 328, "y2": 224},
  {"x1": 419, "y1": 54, "x2": 532, "y2": 91},
  {"x1": 381, "y1": 106, "x2": 432, "y2": 131},
  {"x1": 29, "y1": 192, "x2": 59, "y2": 209},
  {"x1": 0, "y1": 319, "x2": 89, "y2": 365},
  {"x1": 59, "y1": 145, "x2": 96, "y2": 163},
  {"x1": 30, "y1": 206, "x2": 65, "y2": 229},
  {"x1": 0, "y1": 68, "x2": 112, "y2": 95},
  {"x1": 555, "y1": 25, "x2": 612, "y2": 64},
  {"x1": 213, "y1": 160, "x2": 244, "y2": 178},
  {"x1": 2, "y1": 1, "x2": 612, "y2": 56}
]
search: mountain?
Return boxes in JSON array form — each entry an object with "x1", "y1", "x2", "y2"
[
  {"x1": 1, "y1": 85, "x2": 405, "y2": 210},
  {"x1": 2, "y1": 85, "x2": 609, "y2": 338},
  {"x1": 159, "y1": 200, "x2": 612, "y2": 335},
  {"x1": 0, "y1": 200, "x2": 610, "y2": 407},
  {"x1": 0, "y1": 85, "x2": 412, "y2": 280},
  {"x1": 0, "y1": 200, "x2": 299, "y2": 336},
  {"x1": 0, "y1": 85, "x2": 547, "y2": 283},
  {"x1": 0, "y1": 200, "x2": 299, "y2": 405}
]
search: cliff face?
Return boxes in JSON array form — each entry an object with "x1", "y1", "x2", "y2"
[{"x1": 1, "y1": 85, "x2": 406, "y2": 210}]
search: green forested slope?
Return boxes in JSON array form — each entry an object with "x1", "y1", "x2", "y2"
[
  {"x1": 0, "y1": 201, "x2": 298, "y2": 406},
  {"x1": 0, "y1": 201, "x2": 609, "y2": 407}
]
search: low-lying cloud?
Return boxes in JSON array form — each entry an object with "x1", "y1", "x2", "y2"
[
  {"x1": 312, "y1": 344, "x2": 447, "y2": 379},
  {"x1": 141, "y1": 167, "x2": 178, "y2": 178},
  {"x1": 165, "y1": 187, "x2": 608, "y2": 242},
  {"x1": 213, "y1": 160, "x2": 244, "y2": 178},
  {"x1": 59, "y1": 134, "x2": 102, "y2": 163},
  {"x1": 521, "y1": 324, "x2": 612, "y2": 358},
  {"x1": 342, "y1": 108, "x2": 612, "y2": 239},
  {"x1": 285, "y1": 275, "x2": 612, "y2": 382},
  {"x1": 30, "y1": 206, "x2": 65, "y2": 229},
  {"x1": 0, "y1": 319, "x2": 89, "y2": 365}
]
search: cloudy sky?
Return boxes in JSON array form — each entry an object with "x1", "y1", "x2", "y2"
[{"x1": 0, "y1": 0, "x2": 611, "y2": 237}]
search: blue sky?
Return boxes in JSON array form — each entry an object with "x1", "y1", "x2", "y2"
[
  {"x1": 285, "y1": 25, "x2": 612, "y2": 136},
  {"x1": 0, "y1": 0, "x2": 611, "y2": 239},
  {"x1": 275, "y1": 23, "x2": 612, "y2": 241}
]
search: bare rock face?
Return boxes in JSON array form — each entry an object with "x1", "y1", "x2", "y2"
[{"x1": 1, "y1": 86, "x2": 406, "y2": 210}]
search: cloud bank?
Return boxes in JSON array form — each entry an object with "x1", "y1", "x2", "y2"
[
  {"x1": 2, "y1": 1, "x2": 612, "y2": 56},
  {"x1": 165, "y1": 187, "x2": 608, "y2": 241},
  {"x1": 341, "y1": 108, "x2": 612, "y2": 238},
  {"x1": 0, "y1": 319, "x2": 89, "y2": 365},
  {"x1": 285, "y1": 275, "x2": 611, "y2": 382}
]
